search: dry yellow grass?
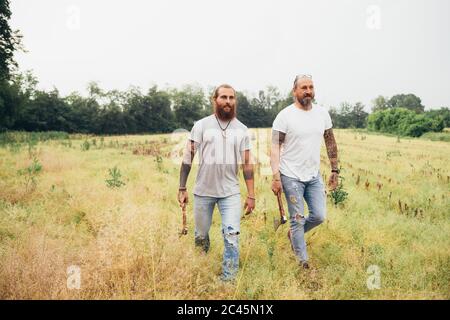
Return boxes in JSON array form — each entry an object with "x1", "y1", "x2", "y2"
[{"x1": 0, "y1": 130, "x2": 448, "y2": 299}]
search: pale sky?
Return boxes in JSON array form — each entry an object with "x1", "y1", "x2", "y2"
[{"x1": 10, "y1": 0, "x2": 450, "y2": 111}]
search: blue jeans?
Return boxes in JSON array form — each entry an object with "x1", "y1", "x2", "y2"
[
  {"x1": 281, "y1": 172, "x2": 326, "y2": 263},
  {"x1": 193, "y1": 193, "x2": 241, "y2": 280}
]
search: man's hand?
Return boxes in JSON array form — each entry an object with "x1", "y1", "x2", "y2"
[
  {"x1": 328, "y1": 172, "x2": 339, "y2": 191},
  {"x1": 244, "y1": 196, "x2": 255, "y2": 215},
  {"x1": 178, "y1": 190, "x2": 188, "y2": 209},
  {"x1": 271, "y1": 180, "x2": 282, "y2": 195}
]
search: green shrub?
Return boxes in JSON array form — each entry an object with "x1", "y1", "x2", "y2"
[
  {"x1": 105, "y1": 166, "x2": 126, "y2": 188},
  {"x1": 368, "y1": 108, "x2": 445, "y2": 137}
]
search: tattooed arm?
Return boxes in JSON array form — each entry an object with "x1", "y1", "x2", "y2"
[
  {"x1": 270, "y1": 130, "x2": 286, "y2": 195},
  {"x1": 242, "y1": 149, "x2": 255, "y2": 214},
  {"x1": 323, "y1": 128, "x2": 339, "y2": 190},
  {"x1": 178, "y1": 140, "x2": 197, "y2": 208}
]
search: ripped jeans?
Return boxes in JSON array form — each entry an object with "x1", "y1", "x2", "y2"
[
  {"x1": 193, "y1": 193, "x2": 241, "y2": 280},
  {"x1": 281, "y1": 172, "x2": 326, "y2": 263}
]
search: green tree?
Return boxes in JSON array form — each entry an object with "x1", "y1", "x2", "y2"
[
  {"x1": 350, "y1": 102, "x2": 368, "y2": 128},
  {"x1": 15, "y1": 89, "x2": 72, "y2": 132},
  {"x1": 330, "y1": 102, "x2": 352, "y2": 128},
  {"x1": 389, "y1": 94, "x2": 424, "y2": 113},
  {"x1": 235, "y1": 91, "x2": 253, "y2": 126},
  {"x1": 97, "y1": 103, "x2": 128, "y2": 134},
  {"x1": 65, "y1": 91, "x2": 100, "y2": 133},
  {"x1": 125, "y1": 85, "x2": 175, "y2": 133},
  {"x1": 425, "y1": 107, "x2": 450, "y2": 128},
  {"x1": 0, "y1": 0, "x2": 23, "y2": 81},
  {"x1": 172, "y1": 85, "x2": 206, "y2": 130},
  {"x1": 372, "y1": 95, "x2": 390, "y2": 112},
  {"x1": 0, "y1": 79, "x2": 24, "y2": 131}
]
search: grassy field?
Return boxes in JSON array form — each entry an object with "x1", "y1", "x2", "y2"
[{"x1": 0, "y1": 129, "x2": 448, "y2": 299}]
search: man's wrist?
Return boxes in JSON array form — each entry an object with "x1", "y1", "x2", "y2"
[
  {"x1": 331, "y1": 168, "x2": 340, "y2": 174},
  {"x1": 179, "y1": 187, "x2": 187, "y2": 191},
  {"x1": 272, "y1": 172, "x2": 281, "y2": 181},
  {"x1": 247, "y1": 195, "x2": 256, "y2": 200}
]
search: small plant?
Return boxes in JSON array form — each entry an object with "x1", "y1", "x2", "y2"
[
  {"x1": 330, "y1": 176, "x2": 349, "y2": 207},
  {"x1": 81, "y1": 140, "x2": 90, "y2": 151},
  {"x1": 105, "y1": 166, "x2": 126, "y2": 188},
  {"x1": 17, "y1": 157, "x2": 43, "y2": 192},
  {"x1": 155, "y1": 154, "x2": 169, "y2": 174},
  {"x1": 155, "y1": 155, "x2": 163, "y2": 172}
]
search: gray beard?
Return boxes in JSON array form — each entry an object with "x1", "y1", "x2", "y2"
[{"x1": 299, "y1": 97, "x2": 312, "y2": 107}]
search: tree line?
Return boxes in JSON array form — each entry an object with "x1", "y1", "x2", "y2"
[
  {"x1": 0, "y1": 72, "x2": 292, "y2": 134},
  {"x1": 1, "y1": 71, "x2": 449, "y2": 136}
]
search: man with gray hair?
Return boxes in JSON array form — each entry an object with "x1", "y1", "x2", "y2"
[
  {"x1": 270, "y1": 75, "x2": 339, "y2": 269},
  {"x1": 178, "y1": 84, "x2": 255, "y2": 282}
]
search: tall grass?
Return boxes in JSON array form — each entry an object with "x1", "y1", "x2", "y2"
[
  {"x1": 0, "y1": 131, "x2": 70, "y2": 146},
  {"x1": 0, "y1": 130, "x2": 448, "y2": 299}
]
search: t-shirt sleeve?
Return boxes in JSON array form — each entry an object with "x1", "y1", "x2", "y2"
[
  {"x1": 272, "y1": 112, "x2": 287, "y2": 133},
  {"x1": 324, "y1": 108, "x2": 333, "y2": 130},
  {"x1": 239, "y1": 128, "x2": 251, "y2": 152},
  {"x1": 189, "y1": 120, "x2": 203, "y2": 143}
]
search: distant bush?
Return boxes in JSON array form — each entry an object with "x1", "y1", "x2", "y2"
[
  {"x1": 420, "y1": 132, "x2": 450, "y2": 142},
  {"x1": 367, "y1": 108, "x2": 445, "y2": 137}
]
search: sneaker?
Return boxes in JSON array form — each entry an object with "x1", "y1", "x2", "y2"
[{"x1": 300, "y1": 261, "x2": 310, "y2": 269}]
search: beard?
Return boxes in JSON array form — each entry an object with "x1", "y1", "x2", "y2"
[
  {"x1": 298, "y1": 94, "x2": 314, "y2": 107},
  {"x1": 216, "y1": 105, "x2": 235, "y2": 120}
]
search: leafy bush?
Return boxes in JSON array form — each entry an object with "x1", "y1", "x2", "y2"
[
  {"x1": 330, "y1": 176, "x2": 349, "y2": 207},
  {"x1": 367, "y1": 108, "x2": 445, "y2": 137},
  {"x1": 105, "y1": 166, "x2": 126, "y2": 188}
]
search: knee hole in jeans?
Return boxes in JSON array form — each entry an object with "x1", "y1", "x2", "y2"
[{"x1": 223, "y1": 226, "x2": 240, "y2": 246}]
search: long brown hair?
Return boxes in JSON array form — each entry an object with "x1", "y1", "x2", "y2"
[
  {"x1": 211, "y1": 84, "x2": 238, "y2": 118},
  {"x1": 211, "y1": 84, "x2": 236, "y2": 100}
]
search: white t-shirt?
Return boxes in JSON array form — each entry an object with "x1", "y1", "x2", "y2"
[
  {"x1": 190, "y1": 115, "x2": 251, "y2": 197},
  {"x1": 272, "y1": 103, "x2": 332, "y2": 182}
]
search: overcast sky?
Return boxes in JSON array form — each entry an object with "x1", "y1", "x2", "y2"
[{"x1": 10, "y1": 0, "x2": 450, "y2": 111}]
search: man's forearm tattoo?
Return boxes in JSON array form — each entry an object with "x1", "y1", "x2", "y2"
[
  {"x1": 272, "y1": 130, "x2": 286, "y2": 145},
  {"x1": 179, "y1": 140, "x2": 196, "y2": 188},
  {"x1": 324, "y1": 129, "x2": 338, "y2": 169},
  {"x1": 243, "y1": 167, "x2": 254, "y2": 180},
  {"x1": 179, "y1": 163, "x2": 191, "y2": 188}
]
